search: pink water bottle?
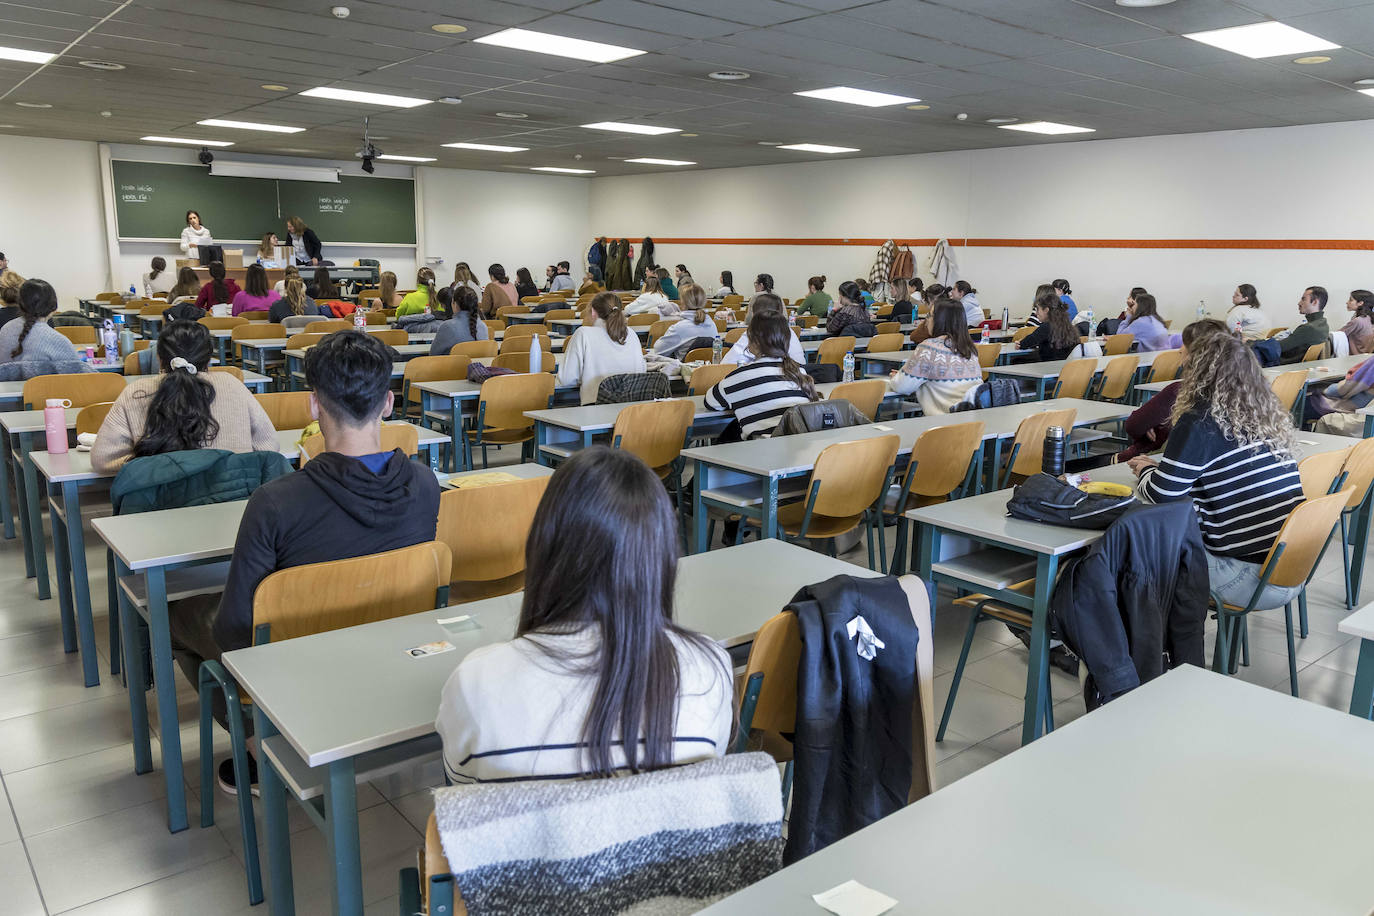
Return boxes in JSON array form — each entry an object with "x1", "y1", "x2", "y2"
[{"x1": 44, "y1": 398, "x2": 70, "y2": 455}]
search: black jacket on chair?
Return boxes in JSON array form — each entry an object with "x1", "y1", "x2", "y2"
[
  {"x1": 1050, "y1": 500, "x2": 1208, "y2": 708},
  {"x1": 785, "y1": 574, "x2": 919, "y2": 864}
]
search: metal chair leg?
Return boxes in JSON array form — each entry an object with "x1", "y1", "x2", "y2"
[
  {"x1": 1283, "y1": 601, "x2": 1300, "y2": 697},
  {"x1": 937, "y1": 610, "x2": 984, "y2": 742}
]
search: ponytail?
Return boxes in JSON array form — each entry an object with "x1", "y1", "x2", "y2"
[
  {"x1": 133, "y1": 321, "x2": 219, "y2": 457},
  {"x1": 418, "y1": 268, "x2": 438, "y2": 312},
  {"x1": 454, "y1": 286, "x2": 480, "y2": 339},
  {"x1": 12, "y1": 279, "x2": 56, "y2": 359},
  {"x1": 590, "y1": 292, "x2": 628, "y2": 345},
  {"x1": 750, "y1": 311, "x2": 816, "y2": 401},
  {"x1": 149, "y1": 257, "x2": 166, "y2": 281},
  {"x1": 208, "y1": 262, "x2": 231, "y2": 305},
  {"x1": 679, "y1": 283, "x2": 708, "y2": 325}
]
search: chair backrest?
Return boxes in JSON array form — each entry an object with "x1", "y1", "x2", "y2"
[
  {"x1": 449, "y1": 339, "x2": 498, "y2": 359},
  {"x1": 865, "y1": 332, "x2": 904, "y2": 353},
  {"x1": 688, "y1": 363, "x2": 735, "y2": 395},
  {"x1": 230, "y1": 323, "x2": 286, "y2": 342},
  {"x1": 827, "y1": 379, "x2": 886, "y2": 421},
  {"x1": 875, "y1": 304, "x2": 893, "y2": 318},
  {"x1": 364, "y1": 311, "x2": 389, "y2": 326},
  {"x1": 1265, "y1": 327, "x2": 1287, "y2": 339},
  {"x1": 198, "y1": 316, "x2": 249, "y2": 332},
  {"x1": 1339, "y1": 437, "x2": 1374, "y2": 510},
  {"x1": 241, "y1": 310, "x2": 273, "y2": 321},
  {"x1": 1303, "y1": 343, "x2": 1327, "y2": 362},
  {"x1": 437, "y1": 476, "x2": 549, "y2": 599},
  {"x1": 1096, "y1": 355, "x2": 1140, "y2": 400},
  {"x1": 478, "y1": 372, "x2": 556, "y2": 430},
  {"x1": 906, "y1": 421, "x2": 986, "y2": 500},
  {"x1": 1148, "y1": 350, "x2": 1183, "y2": 383},
  {"x1": 649, "y1": 318, "x2": 676, "y2": 344},
  {"x1": 402, "y1": 355, "x2": 472, "y2": 405},
  {"x1": 252, "y1": 541, "x2": 452, "y2": 643},
  {"x1": 310, "y1": 319, "x2": 352, "y2": 334},
  {"x1": 298, "y1": 423, "x2": 419, "y2": 465},
  {"x1": 627, "y1": 313, "x2": 657, "y2": 327},
  {"x1": 1011, "y1": 325, "x2": 1035, "y2": 343},
  {"x1": 1103, "y1": 334, "x2": 1133, "y2": 356},
  {"x1": 875, "y1": 321, "x2": 900, "y2": 335},
  {"x1": 482, "y1": 319, "x2": 503, "y2": 335},
  {"x1": 816, "y1": 336, "x2": 856, "y2": 368},
  {"x1": 75, "y1": 401, "x2": 114, "y2": 436},
  {"x1": 722, "y1": 327, "x2": 746, "y2": 345},
  {"x1": 544, "y1": 308, "x2": 576, "y2": 322},
  {"x1": 611, "y1": 399, "x2": 695, "y2": 470},
  {"x1": 684, "y1": 347, "x2": 714, "y2": 363},
  {"x1": 253, "y1": 391, "x2": 315, "y2": 431},
  {"x1": 1260, "y1": 493, "x2": 1349, "y2": 590},
  {"x1": 798, "y1": 315, "x2": 819, "y2": 329},
  {"x1": 498, "y1": 331, "x2": 551, "y2": 355},
  {"x1": 1052, "y1": 358, "x2": 1098, "y2": 400},
  {"x1": 209, "y1": 365, "x2": 243, "y2": 381},
  {"x1": 1008, "y1": 408, "x2": 1077, "y2": 478},
  {"x1": 285, "y1": 332, "x2": 328, "y2": 350},
  {"x1": 1299, "y1": 446, "x2": 1352, "y2": 499},
  {"x1": 1270, "y1": 369, "x2": 1308, "y2": 413},
  {"x1": 55, "y1": 325, "x2": 97, "y2": 346},
  {"x1": 503, "y1": 323, "x2": 541, "y2": 339},
  {"x1": 974, "y1": 342, "x2": 1001, "y2": 369},
  {"x1": 122, "y1": 350, "x2": 144, "y2": 375},
  {"x1": 809, "y1": 434, "x2": 900, "y2": 518},
  {"x1": 281, "y1": 314, "x2": 328, "y2": 333},
  {"x1": 22, "y1": 372, "x2": 126, "y2": 409},
  {"x1": 370, "y1": 328, "x2": 409, "y2": 347}
]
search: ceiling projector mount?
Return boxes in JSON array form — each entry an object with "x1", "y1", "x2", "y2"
[{"x1": 356, "y1": 116, "x2": 381, "y2": 173}]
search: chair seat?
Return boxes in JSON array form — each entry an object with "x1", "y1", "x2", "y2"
[
  {"x1": 467, "y1": 427, "x2": 533, "y2": 445},
  {"x1": 776, "y1": 503, "x2": 864, "y2": 538},
  {"x1": 951, "y1": 594, "x2": 1032, "y2": 628},
  {"x1": 449, "y1": 571, "x2": 525, "y2": 604}
]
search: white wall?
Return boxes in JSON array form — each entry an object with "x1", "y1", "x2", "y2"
[
  {"x1": 0, "y1": 134, "x2": 108, "y2": 309},
  {"x1": 589, "y1": 119, "x2": 1374, "y2": 329}
]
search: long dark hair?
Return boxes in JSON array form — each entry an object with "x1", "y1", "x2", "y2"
[
  {"x1": 452, "y1": 286, "x2": 480, "y2": 338},
  {"x1": 837, "y1": 279, "x2": 866, "y2": 311},
  {"x1": 170, "y1": 267, "x2": 200, "y2": 300},
  {"x1": 1351, "y1": 290, "x2": 1374, "y2": 320},
  {"x1": 589, "y1": 291, "x2": 628, "y2": 344},
  {"x1": 133, "y1": 321, "x2": 220, "y2": 457},
  {"x1": 208, "y1": 261, "x2": 232, "y2": 305},
  {"x1": 518, "y1": 446, "x2": 726, "y2": 776},
  {"x1": 149, "y1": 256, "x2": 166, "y2": 281},
  {"x1": 1038, "y1": 291, "x2": 1078, "y2": 349},
  {"x1": 1235, "y1": 283, "x2": 1259, "y2": 309},
  {"x1": 1131, "y1": 292, "x2": 1160, "y2": 321},
  {"x1": 516, "y1": 266, "x2": 535, "y2": 288},
  {"x1": 749, "y1": 310, "x2": 817, "y2": 400},
  {"x1": 314, "y1": 267, "x2": 338, "y2": 299},
  {"x1": 12, "y1": 279, "x2": 56, "y2": 358},
  {"x1": 931, "y1": 300, "x2": 976, "y2": 359},
  {"x1": 243, "y1": 263, "x2": 269, "y2": 298},
  {"x1": 434, "y1": 286, "x2": 455, "y2": 321},
  {"x1": 488, "y1": 263, "x2": 509, "y2": 284},
  {"x1": 720, "y1": 270, "x2": 734, "y2": 291}
]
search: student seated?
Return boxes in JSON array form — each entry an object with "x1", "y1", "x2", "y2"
[
  {"x1": 625, "y1": 277, "x2": 675, "y2": 316},
  {"x1": 167, "y1": 267, "x2": 201, "y2": 305},
  {"x1": 558, "y1": 292, "x2": 646, "y2": 404},
  {"x1": 436, "y1": 446, "x2": 731, "y2": 782},
  {"x1": 705, "y1": 310, "x2": 818, "y2": 438},
  {"x1": 143, "y1": 256, "x2": 173, "y2": 298},
  {"x1": 515, "y1": 266, "x2": 540, "y2": 301},
  {"x1": 1114, "y1": 319, "x2": 1228, "y2": 462},
  {"x1": 577, "y1": 269, "x2": 602, "y2": 296},
  {"x1": 375, "y1": 270, "x2": 404, "y2": 310},
  {"x1": 1051, "y1": 279, "x2": 1078, "y2": 320},
  {"x1": 1225, "y1": 284, "x2": 1270, "y2": 341},
  {"x1": 170, "y1": 330, "x2": 441, "y2": 793},
  {"x1": 91, "y1": 321, "x2": 277, "y2": 473},
  {"x1": 1020, "y1": 290, "x2": 1081, "y2": 361},
  {"x1": 888, "y1": 278, "x2": 916, "y2": 324},
  {"x1": 230, "y1": 264, "x2": 276, "y2": 317},
  {"x1": 0, "y1": 279, "x2": 91, "y2": 376},
  {"x1": 1116, "y1": 291, "x2": 1171, "y2": 351},
  {"x1": 1278, "y1": 286, "x2": 1329, "y2": 363},
  {"x1": 273, "y1": 264, "x2": 298, "y2": 297},
  {"x1": 429, "y1": 286, "x2": 490, "y2": 356},
  {"x1": 715, "y1": 270, "x2": 735, "y2": 298},
  {"x1": 550, "y1": 261, "x2": 576, "y2": 293},
  {"x1": 723, "y1": 293, "x2": 805, "y2": 366},
  {"x1": 655, "y1": 266, "x2": 679, "y2": 300},
  {"x1": 0, "y1": 271, "x2": 24, "y2": 327},
  {"x1": 1339, "y1": 289, "x2": 1374, "y2": 355},
  {"x1": 1130, "y1": 331, "x2": 1303, "y2": 608},
  {"x1": 397, "y1": 267, "x2": 441, "y2": 317},
  {"x1": 951, "y1": 280, "x2": 982, "y2": 326},
  {"x1": 654, "y1": 284, "x2": 717, "y2": 357},
  {"x1": 826, "y1": 281, "x2": 876, "y2": 337},
  {"x1": 889, "y1": 300, "x2": 983, "y2": 414},
  {"x1": 268, "y1": 278, "x2": 320, "y2": 324},
  {"x1": 798, "y1": 275, "x2": 832, "y2": 319},
  {"x1": 194, "y1": 262, "x2": 240, "y2": 310},
  {"x1": 480, "y1": 264, "x2": 519, "y2": 318}
]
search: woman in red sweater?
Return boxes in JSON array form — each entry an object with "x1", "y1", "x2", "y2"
[{"x1": 194, "y1": 262, "x2": 240, "y2": 309}]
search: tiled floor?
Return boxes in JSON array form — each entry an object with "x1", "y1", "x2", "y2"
[{"x1": 0, "y1": 460, "x2": 1368, "y2": 914}]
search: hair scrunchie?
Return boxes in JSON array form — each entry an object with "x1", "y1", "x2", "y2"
[{"x1": 169, "y1": 356, "x2": 198, "y2": 375}]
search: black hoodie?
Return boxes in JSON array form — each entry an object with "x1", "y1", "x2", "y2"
[{"x1": 212, "y1": 449, "x2": 440, "y2": 651}]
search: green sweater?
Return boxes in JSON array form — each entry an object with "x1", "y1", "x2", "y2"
[
  {"x1": 800, "y1": 291, "x2": 833, "y2": 319},
  {"x1": 1279, "y1": 311, "x2": 1329, "y2": 362},
  {"x1": 396, "y1": 289, "x2": 432, "y2": 317}
]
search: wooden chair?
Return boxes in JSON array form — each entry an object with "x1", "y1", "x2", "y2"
[
  {"x1": 285, "y1": 332, "x2": 328, "y2": 350},
  {"x1": 209, "y1": 365, "x2": 243, "y2": 381},
  {"x1": 1012, "y1": 325, "x2": 1035, "y2": 344},
  {"x1": 1334, "y1": 438, "x2": 1374, "y2": 610},
  {"x1": 95, "y1": 292, "x2": 123, "y2": 303},
  {"x1": 1212, "y1": 493, "x2": 1347, "y2": 696},
  {"x1": 736, "y1": 575, "x2": 935, "y2": 805},
  {"x1": 875, "y1": 303, "x2": 893, "y2": 318},
  {"x1": 502, "y1": 323, "x2": 542, "y2": 339},
  {"x1": 887, "y1": 421, "x2": 985, "y2": 574},
  {"x1": 363, "y1": 311, "x2": 388, "y2": 326},
  {"x1": 627, "y1": 313, "x2": 657, "y2": 328},
  {"x1": 298, "y1": 423, "x2": 419, "y2": 465},
  {"x1": 543, "y1": 308, "x2": 576, "y2": 323},
  {"x1": 438, "y1": 476, "x2": 549, "y2": 602},
  {"x1": 75, "y1": 402, "x2": 114, "y2": 436},
  {"x1": 199, "y1": 540, "x2": 453, "y2": 904},
  {"x1": 498, "y1": 331, "x2": 552, "y2": 355},
  {"x1": 495, "y1": 304, "x2": 531, "y2": 321},
  {"x1": 1103, "y1": 334, "x2": 1133, "y2": 356},
  {"x1": 467, "y1": 372, "x2": 556, "y2": 468},
  {"x1": 122, "y1": 351, "x2": 144, "y2": 375},
  {"x1": 1302, "y1": 343, "x2": 1327, "y2": 362},
  {"x1": 1051, "y1": 358, "x2": 1097, "y2": 400},
  {"x1": 1270, "y1": 369, "x2": 1308, "y2": 415},
  {"x1": 309, "y1": 319, "x2": 352, "y2": 334},
  {"x1": 492, "y1": 351, "x2": 556, "y2": 373},
  {"x1": 482, "y1": 320, "x2": 504, "y2": 336},
  {"x1": 253, "y1": 391, "x2": 314, "y2": 431},
  {"x1": 55, "y1": 325, "x2": 97, "y2": 347},
  {"x1": 401, "y1": 355, "x2": 472, "y2": 422},
  {"x1": 612, "y1": 400, "x2": 696, "y2": 538},
  {"x1": 999, "y1": 408, "x2": 1077, "y2": 487},
  {"x1": 1299, "y1": 447, "x2": 1351, "y2": 500},
  {"x1": 370, "y1": 328, "x2": 409, "y2": 347},
  {"x1": 229, "y1": 323, "x2": 286, "y2": 362},
  {"x1": 1265, "y1": 327, "x2": 1288, "y2": 339},
  {"x1": 748, "y1": 435, "x2": 900, "y2": 569},
  {"x1": 828, "y1": 379, "x2": 886, "y2": 421},
  {"x1": 648, "y1": 319, "x2": 676, "y2": 345},
  {"x1": 798, "y1": 315, "x2": 819, "y2": 329},
  {"x1": 1148, "y1": 350, "x2": 1183, "y2": 383},
  {"x1": 865, "y1": 333, "x2": 904, "y2": 353},
  {"x1": 240, "y1": 310, "x2": 273, "y2": 321},
  {"x1": 198, "y1": 316, "x2": 248, "y2": 332},
  {"x1": 875, "y1": 321, "x2": 900, "y2": 335},
  {"x1": 1094, "y1": 355, "x2": 1139, "y2": 402},
  {"x1": 711, "y1": 318, "x2": 728, "y2": 333},
  {"x1": 448, "y1": 339, "x2": 498, "y2": 359},
  {"x1": 684, "y1": 347, "x2": 715, "y2": 364},
  {"x1": 22, "y1": 372, "x2": 125, "y2": 409},
  {"x1": 723, "y1": 327, "x2": 746, "y2": 345},
  {"x1": 687, "y1": 363, "x2": 734, "y2": 396},
  {"x1": 816, "y1": 336, "x2": 856, "y2": 369},
  {"x1": 975, "y1": 342, "x2": 1001, "y2": 378}
]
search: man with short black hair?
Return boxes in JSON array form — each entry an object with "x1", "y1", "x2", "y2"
[
  {"x1": 1279, "y1": 285, "x2": 1330, "y2": 363},
  {"x1": 549, "y1": 260, "x2": 575, "y2": 292}
]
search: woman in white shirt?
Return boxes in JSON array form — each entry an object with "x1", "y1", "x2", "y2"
[
  {"x1": 950, "y1": 280, "x2": 983, "y2": 327},
  {"x1": 723, "y1": 293, "x2": 805, "y2": 365},
  {"x1": 558, "y1": 291, "x2": 647, "y2": 404},
  {"x1": 436, "y1": 446, "x2": 733, "y2": 783},
  {"x1": 625, "y1": 277, "x2": 672, "y2": 316},
  {"x1": 655, "y1": 284, "x2": 718, "y2": 357},
  {"x1": 1224, "y1": 284, "x2": 1271, "y2": 341},
  {"x1": 142, "y1": 257, "x2": 173, "y2": 298},
  {"x1": 716, "y1": 270, "x2": 735, "y2": 298},
  {"x1": 179, "y1": 210, "x2": 213, "y2": 259}
]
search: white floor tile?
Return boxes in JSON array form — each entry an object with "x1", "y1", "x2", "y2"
[
  {"x1": 57, "y1": 856, "x2": 258, "y2": 916},
  {"x1": 0, "y1": 626, "x2": 81, "y2": 679},
  {"x1": 0, "y1": 779, "x2": 17, "y2": 846},
  {"x1": 931, "y1": 671, "x2": 1026, "y2": 744},
  {"x1": 0, "y1": 661, "x2": 124, "y2": 722},
  {"x1": 6, "y1": 742, "x2": 168, "y2": 837},
  {"x1": 0, "y1": 840, "x2": 44, "y2": 916},
  {"x1": 0, "y1": 693, "x2": 136, "y2": 774}
]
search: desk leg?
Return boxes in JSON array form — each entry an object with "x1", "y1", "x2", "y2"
[
  {"x1": 145, "y1": 566, "x2": 188, "y2": 833},
  {"x1": 1021, "y1": 553, "x2": 1059, "y2": 746},
  {"x1": 915, "y1": 525, "x2": 938, "y2": 615},
  {"x1": 1349, "y1": 496, "x2": 1371, "y2": 607},
  {"x1": 0, "y1": 427, "x2": 12, "y2": 540},
  {"x1": 1036, "y1": 378, "x2": 1048, "y2": 400},
  {"x1": 693, "y1": 459, "x2": 707, "y2": 555},
  {"x1": 450, "y1": 400, "x2": 466, "y2": 473},
  {"x1": 117, "y1": 557, "x2": 153, "y2": 775},
  {"x1": 22, "y1": 443, "x2": 50, "y2": 598},
  {"x1": 61, "y1": 481, "x2": 98, "y2": 687},
  {"x1": 535, "y1": 420, "x2": 550, "y2": 467},
  {"x1": 762, "y1": 476, "x2": 779, "y2": 541},
  {"x1": 256, "y1": 709, "x2": 296, "y2": 916},
  {"x1": 324, "y1": 757, "x2": 363, "y2": 916},
  {"x1": 1348, "y1": 639, "x2": 1374, "y2": 719},
  {"x1": 216, "y1": 337, "x2": 227, "y2": 367},
  {"x1": 11, "y1": 435, "x2": 34, "y2": 578},
  {"x1": 47, "y1": 479, "x2": 77, "y2": 656}
]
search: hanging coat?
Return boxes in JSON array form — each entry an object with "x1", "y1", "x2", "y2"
[
  {"x1": 868, "y1": 240, "x2": 896, "y2": 303},
  {"x1": 633, "y1": 237, "x2": 655, "y2": 288},
  {"x1": 928, "y1": 238, "x2": 959, "y2": 287}
]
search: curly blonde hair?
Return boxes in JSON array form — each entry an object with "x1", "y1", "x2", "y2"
[{"x1": 1172, "y1": 331, "x2": 1293, "y2": 454}]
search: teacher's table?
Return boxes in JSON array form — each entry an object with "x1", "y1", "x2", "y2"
[
  {"x1": 226, "y1": 538, "x2": 879, "y2": 916},
  {"x1": 190, "y1": 265, "x2": 286, "y2": 288},
  {"x1": 701, "y1": 667, "x2": 1374, "y2": 916}
]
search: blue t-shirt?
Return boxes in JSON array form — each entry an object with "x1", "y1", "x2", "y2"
[
  {"x1": 1059, "y1": 294, "x2": 1079, "y2": 320},
  {"x1": 356, "y1": 451, "x2": 392, "y2": 475}
]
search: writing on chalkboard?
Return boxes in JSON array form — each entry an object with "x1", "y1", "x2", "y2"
[
  {"x1": 119, "y1": 182, "x2": 155, "y2": 203},
  {"x1": 318, "y1": 196, "x2": 351, "y2": 213}
]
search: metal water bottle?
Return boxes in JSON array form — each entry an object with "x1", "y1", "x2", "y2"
[
  {"x1": 1043, "y1": 425, "x2": 1066, "y2": 477},
  {"x1": 529, "y1": 333, "x2": 543, "y2": 374},
  {"x1": 44, "y1": 398, "x2": 71, "y2": 455},
  {"x1": 1001, "y1": 306, "x2": 1010, "y2": 329}
]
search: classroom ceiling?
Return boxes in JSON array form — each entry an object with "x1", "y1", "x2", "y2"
[{"x1": 2, "y1": 0, "x2": 1374, "y2": 176}]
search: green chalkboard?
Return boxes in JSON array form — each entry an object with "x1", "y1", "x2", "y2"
[{"x1": 111, "y1": 160, "x2": 416, "y2": 246}]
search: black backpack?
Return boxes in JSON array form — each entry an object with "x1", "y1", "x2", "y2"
[{"x1": 1007, "y1": 473, "x2": 1135, "y2": 529}]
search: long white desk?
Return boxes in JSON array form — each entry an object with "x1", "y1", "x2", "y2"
[{"x1": 987, "y1": 349, "x2": 1178, "y2": 400}]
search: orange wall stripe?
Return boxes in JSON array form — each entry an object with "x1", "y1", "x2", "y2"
[{"x1": 616, "y1": 237, "x2": 1374, "y2": 251}]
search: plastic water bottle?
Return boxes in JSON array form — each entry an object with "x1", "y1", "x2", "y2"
[
  {"x1": 842, "y1": 351, "x2": 855, "y2": 382},
  {"x1": 116, "y1": 316, "x2": 135, "y2": 357},
  {"x1": 353, "y1": 309, "x2": 366, "y2": 330},
  {"x1": 128, "y1": 284, "x2": 136, "y2": 299},
  {"x1": 45, "y1": 398, "x2": 71, "y2": 455},
  {"x1": 980, "y1": 324, "x2": 991, "y2": 343},
  {"x1": 711, "y1": 336, "x2": 723, "y2": 364},
  {"x1": 530, "y1": 333, "x2": 543, "y2": 374},
  {"x1": 1083, "y1": 307, "x2": 1095, "y2": 336},
  {"x1": 101, "y1": 319, "x2": 118, "y2": 363},
  {"x1": 1197, "y1": 300, "x2": 1206, "y2": 319}
]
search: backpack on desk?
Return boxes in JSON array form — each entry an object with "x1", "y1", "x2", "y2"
[{"x1": 1007, "y1": 473, "x2": 1135, "y2": 530}]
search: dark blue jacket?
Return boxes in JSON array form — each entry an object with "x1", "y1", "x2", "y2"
[{"x1": 110, "y1": 449, "x2": 291, "y2": 516}]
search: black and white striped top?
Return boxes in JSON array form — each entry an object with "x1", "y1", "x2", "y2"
[
  {"x1": 703, "y1": 359, "x2": 814, "y2": 439},
  {"x1": 1137, "y1": 410, "x2": 1302, "y2": 563}
]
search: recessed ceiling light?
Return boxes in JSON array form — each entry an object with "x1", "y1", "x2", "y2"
[
  {"x1": 78, "y1": 60, "x2": 124, "y2": 70},
  {"x1": 197, "y1": 118, "x2": 304, "y2": 133},
  {"x1": 436, "y1": 96, "x2": 462, "y2": 104},
  {"x1": 906, "y1": 104, "x2": 930, "y2": 110},
  {"x1": 1355, "y1": 78, "x2": 1374, "y2": 86},
  {"x1": 495, "y1": 111, "x2": 528, "y2": 119},
  {"x1": 430, "y1": 23, "x2": 467, "y2": 34},
  {"x1": 299, "y1": 86, "x2": 430, "y2": 108},
  {"x1": 378, "y1": 154, "x2": 436, "y2": 162},
  {"x1": 680, "y1": 132, "x2": 698, "y2": 137},
  {"x1": 1184, "y1": 22, "x2": 1338, "y2": 59},
  {"x1": 261, "y1": 84, "x2": 289, "y2": 91},
  {"x1": 757, "y1": 141, "x2": 782, "y2": 146},
  {"x1": 1293, "y1": 55, "x2": 1332, "y2": 64},
  {"x1": 532, "y1": 166, "x2": 596, "y2": 174},
  {"x1": 1115, "y1": 0, "x2": 1177, "y2": 6},
  {"x1": 998, "y1": 120, "x2": 1094, "y2": 135},
  {"x1": 14, "y1": 102, "x2": 51, "y2": 108},
  {"x1": 581, "y1": 121, "x2": 680, "y2": 135},
  {"x1": 0, "y1": 124, "x2": 15, "y2": 128},
  {"x1": 141, "y1": 136, "x2": 234, "y2": 146},
  {"x1": 170, "y1": 68, "x2": 196, "y2": 74},
  {"x1": 794, "y1": 86, "x2": 919, "y2": 107},
  {"x1": 1360, "y1": 89, "x2": 1374, "y2": 99},
  {"x1": 625, "y1": 158, "x2": 695, "y2": 166},
  {"x1": 985, "y1": 116, "x2": 1019, "y2": 124},
  {"x1": 0, "y1": 46, "x2": 54, "y2": 64},
  {"x1": 442, "y1": 141, "x2": 529, "y2": 152},
  {"x1": 708, "y1": 70, "x2": 751, "y2": 81},
  {"x1": 474, "y1": 28, "x2": 643, "y2": 63},
  {"x1": 778, "y1": 143, "x2": 859, "y2": 154}
]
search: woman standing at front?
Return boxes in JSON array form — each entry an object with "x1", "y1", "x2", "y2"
[
  {"x1": 285, "y1": 216, "x2": 323, "y2": 266},
  {"x1": 179, "y1": 210, "x2": 212, "y2": 260}
]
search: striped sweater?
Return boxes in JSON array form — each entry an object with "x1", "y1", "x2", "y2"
[
  {"x1": 703, "y1": 358, "x2": 814, "y2": 439},
  {"x1": 1136, "y1": 410, "x2": 1302, "y2": 563}
]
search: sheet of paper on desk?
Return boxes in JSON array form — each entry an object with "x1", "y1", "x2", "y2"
[
  {"x1": 813, "y1": 880, "x2": 897, "y2": 916},
  {"x1": 437, "y1": 614, "x2": 480, "y2": 637},
  {"x1": 447, "y1": 471, "x2": 521, "y2": 489}
]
